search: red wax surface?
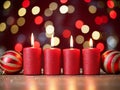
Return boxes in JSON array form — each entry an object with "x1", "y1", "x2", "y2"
[
  {"x1": 82, "y1": 48, "x2": 100, "y2": 75},
  {"x1": 44, "y1": 48, "x2": 61, "y2": 75},
  {"x1": 23, "y1": 47, "x2": 41, "y2": 75},
  {"x1": 63, "y1": 48, "x2": 80, "y2": 75}
]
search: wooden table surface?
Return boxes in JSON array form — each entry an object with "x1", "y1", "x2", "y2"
[{"x1": 0, "y1": 75, "x2": 120, "y2": 90}]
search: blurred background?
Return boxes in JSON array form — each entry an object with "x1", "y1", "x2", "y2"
[{"x1": 0, "y1": 0, "x2": 120, "y2": 55}]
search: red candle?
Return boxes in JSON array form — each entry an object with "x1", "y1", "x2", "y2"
[
  {"x1": 44, "y1": 35, "x2": 61, "y2": 75},
  {"x1": 23, "y1": 33, "x2": 41, "y2": 75},
  {"x1": 82, "y1": 38, "x2": 100, "y2": 75},
  {"x1": 63, "y1": 36, "x2": 80, "y2": 75}
]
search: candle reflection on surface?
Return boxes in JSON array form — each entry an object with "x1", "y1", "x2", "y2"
[
  {"x1": 85, "y1": 77, "x2": 96, "y2": 90},
  {"x1": 25, "y1": 76, "x2": 37, "y2": 90}
]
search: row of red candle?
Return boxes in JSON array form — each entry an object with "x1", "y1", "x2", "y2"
[{"x1": 23, "y1": 33, "x2": 100, "y2": 75}]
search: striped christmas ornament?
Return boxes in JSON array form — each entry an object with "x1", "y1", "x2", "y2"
[
  {"x1": 102, "y1": 50, "x2": 120, "y2": 74},
  {"x1": 0, "y1": 50, "x2": 22, "y2": 74}
]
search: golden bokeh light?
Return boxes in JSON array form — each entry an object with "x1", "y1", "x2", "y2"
[
  {"x1": 46, "y1": 25, "x2": 54, "y2": 34},
  {"x1": 31, "y1": 6, "x2": 40, "y2": 15},
  {"x1": 53, "y1": 37, "x2": 60, "y2": 46},
  {"x1": 59, "y1": 5, "x2": 68, "y2": 14},
  {"x1": 49, "y1": 2, "x2": 58, "y2": 11},
  {"x1": 44, "y1": 8, "x2": 53, "y2": 17},
  {"x1": 75, "y1": 35, "x2": 84, "y2": 44},
  {"x1": 18, "y1": 8, "x2": 26, "y2": 17},
  {"x1": 10, "y1": 25, "x2": 19, "y2": 34},
  {"x1": 88, "y1": 5, "x2": 97, "y2": 14},
  {"x1": 0, "y1": 22, "x2": 6, "y2": 32},
  {"x1": 6, "y1": 16, "x2": 15, "y2": 25},
  {"x1": 92, "y1": 31, "x2": 101, "y2": 40},
  {"x1": 45, "y1": 32, "x2": 54, "y2": 38},
  {"x1": 68, "y1": 5, "x2": 75, "y2": 14},
  {"x1": 44, "y1": 21, "x2": 53, "y2": 27},
  {"x1": 81, "y1": 25, "x2": 90, "y2": 34},
  {"x1": 3, "y1": 0, "x2": 11, "y2": 9},
  {"x1": 43, "y1": 44, "x2": 51, "y2": 49},
  {"x1": 17, "y1": 17, "x2": 25, "y2": 26},
  {"x1": 83, "y1": 41, "x2": 89, "y2": 48}
]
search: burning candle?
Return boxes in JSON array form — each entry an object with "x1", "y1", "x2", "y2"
[
  {"x1": 63, "y1": 35, "x2": 80, "y2": 75},
  {"x1": 44, "y1": 35, "x2": 61, "y2": 75},
  {"x1": 23, "y1": 33, "x2": 41, "y2": 75},
  {"x1": 82, "y1": 38, "x2": 100, "y2": 75}
]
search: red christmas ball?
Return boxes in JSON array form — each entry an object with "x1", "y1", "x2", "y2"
[
  {"x1": 0, "y1": 50, "x2": 22, "y2": 74},
  {"x1": 102, "y1": 50, "x2": 120, "y2": 74}
]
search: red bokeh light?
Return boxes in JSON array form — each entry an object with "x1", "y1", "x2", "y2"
[
  {"x1": 60, "y1": 0, "x2": 68, "y2": 4},
  {"x1": 62, "y1": 29, "x2": 71, "y2": 38},
  {"x1": 84, "y1": 0, "x2": 91, "y2": 3},
  {"x1": 34, "y1": 16, "x2": 43, "y2": 25},
  {"x1": 34, "y1": 41, "x2": 40, "y2": 48},
  {"x1": 22, "y1": 0, "x2": 30, "y2": 8},
  {"x1": 102, "y1": 15, "x2": 108, "y2": 24},
  {"x1": 14, "y1": 43, "x2": 23, "y2": 52},
  {"x1": 109, "y1": 10, "x2": 117, "y2": 19},
  {"x1": 94, "y1": 16, "x2": 102, "y2": 25},
  {"x1": 107, "y1": 0, "x2": 114, "y2": 8},
  {"x1": 75, "y1": 20, "x2": 84, "y2": 29},
  {"x1": 96, "y1": 42, "x2": 105, "y2": 52}
]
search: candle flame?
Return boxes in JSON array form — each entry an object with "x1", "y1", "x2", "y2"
[
  {"x1": 70, "y1": 35, "x2": 73, "y2": 48},
  {"x1": 51, "y1": 34, "x2": 54, "y2": 47},
  {"x1": 89, "y1": 38, "x2": 93, "y2": 48},
  {"x1": 31, "y1": 33, "x2": 34, "y2": 47}
]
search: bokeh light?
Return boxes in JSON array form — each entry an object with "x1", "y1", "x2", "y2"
[
  {"x1": 43, "y1": 44, "x2": 51, "y2": 49},
  {"x1": 49, "y1": 2, "x2": 58, "y2": 11},
  {"x1": 17, "y1": 34, "x2": 26, "y2": 43},
  {"x1": 107, "y1": 0, "x2": 114, "y2": 8},
  {"x1": 6, "y1": 16, "x2": 15, "y2": 25},
  {"x1": 96, "y1": 42, "x2": 104, "y2": 52},
  {"x1": 17, "y1": 17, "x2": 26, "y2": 26},
  {"x1": 22, "y1": 0, "x2": 30, "y2": 8},
  {"x1": 44, "y1": 8, "x2": 53, "y2": 17},
  {"x1": 34, "y1": 41, "x2": 40, "y2": 48},
  {"x1": 52, "y1": 37, "x2": 60, "y2": 46},
  {"x1": 62, "y1": 29, "x2": 71, "y2": 38},
  {"x1": 84, "y1": 0, "x2": 91, "y2": 3},
  {"x1": 32, "y1": 6, "x2": 40, "y2": 15},
  {"x1": 0, "y1": 22, "x2": 6, "y2": 32},
  {"x1": 60, "y1": 0, "x2": 68, "y2": 4},
  {"x1": 92, "y1": 31, "x2": 101, "y2": 40},
  {"x1": 81, "y1": 25, "x2": 90, "y2": 34},
  {"x1": 44, "y1": 21, "x2": 53, "y2": 27},
  {"x1": 83, "y1": 41, "x2": 89, "y2": 48},
  {"x1": 75, "y1": 20, "x2": 84, "y2": 29},
  {"x1": 3, "y1": 0, "x2": 11, "y2": 9},
  {"x1": 10, "y1": 25, "x2": 19, "y2": 34},
  {"x1": 68, "y1": 5, "x2": 75, "y2": 14},
  {"x1": 75, "y1": 35, "x2": 84, "y2": 44},
  {"x1": 88, "y1": 5, "x2": 97, "y2": 14},
  {"x1": 45, "y1": 25, "x2": 55, "y2": 35},
  {"x1": 109, "y1": 10, "x2": 117, "y2": 19},
  {"x1": 34, "y1": 16, "x2": 43, "y2": 25},
  {"x1": 107, "y1": 35, "x2": 119, "y2": 49},
  {"x1": 14, "y1": 43, "x2": 23, "y2": 52},
  {"x1": 18, "y1": 8, "x2": 27, "y2": 17},
  {"x1": 59, "y1": 5, "x2": 68, "y2": 14}
]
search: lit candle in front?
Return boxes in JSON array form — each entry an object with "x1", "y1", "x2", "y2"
[
  {"x1": 44, "y1": 34, "x2": 61, "y2": 75},
  {"x1": 63, "y1": 35, "x2": 80, "y2": 75},
  {"x1": 82, "y1": 38, "x2": 100, "y2": 75},
  {"x1": 23, "y1": 33, "x2": 42, "y2": 75}
]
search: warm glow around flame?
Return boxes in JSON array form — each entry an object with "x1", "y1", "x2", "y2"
[
  {"x1": 31, "y1": 33, "x2": 34, "y2": 47},
  {"x1": 51, "y1": 34, "x2": 54, "y2": 47},
  {"x1": 89, "y1": 38, "x2": 93, "y2": 48},
  {"x1": 70, "y1": 35, "x2": 73, "y2": 48}
]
